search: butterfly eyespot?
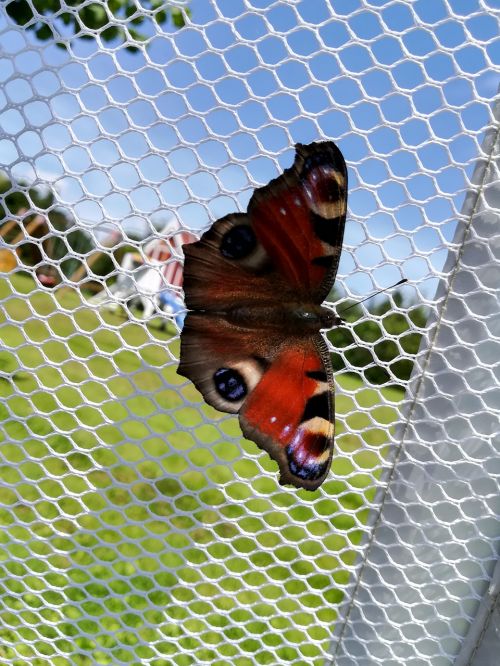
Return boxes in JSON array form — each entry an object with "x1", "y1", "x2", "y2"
[
  {"x1": 213, "y1": 367, "x2": 247, "y2": 401},
  {"x1": 286, "y1": 442, "x2": 330, "y2": 481},
  {"x1": 220, "y1": 225, "x2": 257, "y2": 260}
]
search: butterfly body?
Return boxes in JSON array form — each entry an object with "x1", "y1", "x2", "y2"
[
  {"x1": 178, "y1": 141, "x2": 347, "y2": 490},
  {"x1": 204, "y1": 302, "x2": 338, "y2": 334}
]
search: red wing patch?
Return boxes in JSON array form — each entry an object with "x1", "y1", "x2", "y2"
[
  {"x1": 249, "y1": 141, "x2": 347, "y2": 302},
  {"x1": 239, "y1": 341, "x2": 334, "y2": 491}
]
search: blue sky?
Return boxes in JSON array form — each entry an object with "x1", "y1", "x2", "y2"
[{"x1": 0, "y1": 0, "x2": 499, "y2": 301}]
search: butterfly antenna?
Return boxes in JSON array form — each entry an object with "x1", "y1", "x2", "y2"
[{"x1": 338, "y1": 278, "x2": 408, "y2": 315}]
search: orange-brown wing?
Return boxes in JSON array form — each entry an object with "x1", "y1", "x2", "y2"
[{"x1": 182, "y1": 141, "x2": 347, "y2": 311}]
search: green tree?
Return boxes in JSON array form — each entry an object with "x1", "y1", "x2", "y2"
[{"x1": 6, "y1": 0, "x2": 189, "y2": 50}]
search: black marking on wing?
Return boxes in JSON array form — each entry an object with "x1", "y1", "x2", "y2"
[
  {"x1": 305, "y1": 370, "x2": 328, "y2": 382},
  {"x1": 220, "y1": 224, "x2": 256, "y2": 259},
  {"x1": 251, "y1": 355, "x2": 271, "y2": 372},
  {"x1": 311, "y1": 211, "x2": 344, "y2": 247},
  {"x1": 300, "y1": 145, "x2": 342, "y2": 178},
  {"x1": 301, "y1": 392, "x2": 330, "y2": 423},
  {"x1": 311, "y1": 255, "x2": 334, "y2": 267},
  {"x1": 214, "y1": 368, "x2": 247, "y2": 401}
]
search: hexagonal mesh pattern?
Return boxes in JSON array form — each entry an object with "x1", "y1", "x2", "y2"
[{"x1": 0, "y1": 1, "x2": 499, "y2": 664}]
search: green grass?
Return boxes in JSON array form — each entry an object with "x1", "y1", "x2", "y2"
[{"x1": 0, "y1": 273, "x2": 404, "y2": 665}]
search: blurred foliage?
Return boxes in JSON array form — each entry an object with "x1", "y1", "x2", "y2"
[
  {"x1": 0, "y1": 172, "x2": 53, "y2": 212},
  {"x1": 0, "y1": 173, "x2": 159, "y2": 292},
  {"x1": 328, "y1": 290, "x2": 428, "y2": 387},
  {"x1": 1, "y1": 171, "x2": 109, "y2": 284},
  {"x1": 1, "y1": 171, "x2": 93, "y2": 280},
  {"x1": 6, "y1": 0, "x2": 190, "y2": 50}
]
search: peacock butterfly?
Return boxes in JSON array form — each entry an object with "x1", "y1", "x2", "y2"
[{"x1": 177, "y1": 141, "x2": 347, "y2": 490}]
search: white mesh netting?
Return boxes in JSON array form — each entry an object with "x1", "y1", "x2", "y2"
[{"x1": 0, "y1": 1, "x2": 499, "y2": 665}]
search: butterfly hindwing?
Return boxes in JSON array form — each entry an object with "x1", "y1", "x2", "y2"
[
  {"x1": 179, "y1": 314, "x2": 334, "y2": 490},
  {"x1": 239, "y1": 337, "x2": 334, "y2": 491},
  {"x1": 178, "y1": 311, "x2": 284, "y2": 415}
]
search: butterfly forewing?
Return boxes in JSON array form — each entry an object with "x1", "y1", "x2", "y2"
[{"x1": 248, "y1": 141, "x2": 347, "y2": 301}]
